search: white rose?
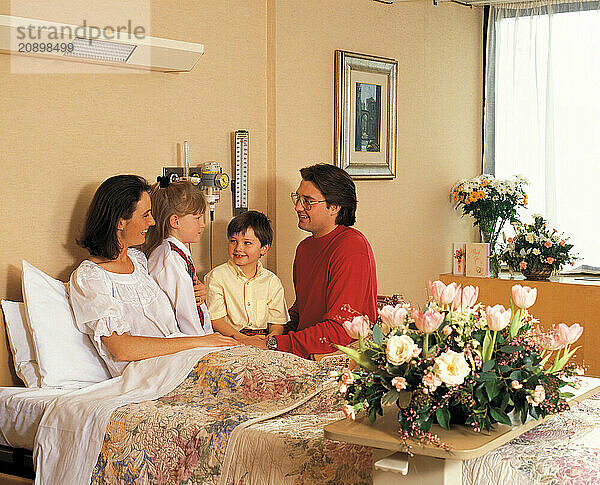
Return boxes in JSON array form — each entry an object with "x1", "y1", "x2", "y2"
[
  {"x1": 533, "y1": 248, "x2": 541, "y2": 255},
  {"x1": 433, "y1": 350, "x2": 470, "y2": 386},
  {"x1": 526, "y1": 233, "x2": 535, "y2": 244},
  {"x1": 386, "y1": 335, "x2": 418, "y2": 366}
]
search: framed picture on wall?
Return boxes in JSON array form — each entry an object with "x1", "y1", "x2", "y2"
[{"x1": 334, "y1": 50, "x2": 397, "y2": 179}]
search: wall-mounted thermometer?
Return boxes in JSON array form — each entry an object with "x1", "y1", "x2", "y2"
[{"x1": 233, "y1": 130, "x2": 249, "y2": 216}]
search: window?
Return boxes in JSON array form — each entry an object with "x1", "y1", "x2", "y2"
[{"x1": 484, "y1": 1, "x2": 600, "y2": 269}]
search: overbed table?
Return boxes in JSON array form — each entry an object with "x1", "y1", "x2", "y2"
[{"x1": 324, "y1": 377, "x2": 600, "y2": 484}]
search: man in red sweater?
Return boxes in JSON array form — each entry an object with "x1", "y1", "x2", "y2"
[{"x1": 265, "y1": 163, "x2": 377, "y2": 358}]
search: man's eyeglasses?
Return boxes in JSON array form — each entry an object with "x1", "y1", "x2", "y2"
[{"x1": 290, "y1": 193, "x2": 327, "y2": 211}]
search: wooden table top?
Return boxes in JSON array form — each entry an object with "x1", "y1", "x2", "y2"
[{"x1": 324, "y1": 377, "x2": 600, "y2": 461}]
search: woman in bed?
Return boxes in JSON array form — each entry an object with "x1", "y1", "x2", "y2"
[{"x1": 69, "y1": 174, "x2": 238, "y2": 377}]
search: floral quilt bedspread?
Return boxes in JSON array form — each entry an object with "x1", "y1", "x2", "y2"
[
  {"x1": 464, "y1": 393, "x2": 600, "y2": 485},
  {"x1": 91, "y1": 347, "x2": 371, "y2": 485},
  {"x1": 90, "y1": 345, "x2": 600, "y2": 485}
]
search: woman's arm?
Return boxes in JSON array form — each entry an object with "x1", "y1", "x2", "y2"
[
  {"x1": 211, "y1": 317, "x2": 265, "y2": 347},
  {"x1": 101, "y1": 332, "x2": 238, "y2": 362}
]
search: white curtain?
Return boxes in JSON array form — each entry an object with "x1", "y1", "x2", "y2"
[{"x1": 484, "y1": 0, "x2": 600, "y2": 269}]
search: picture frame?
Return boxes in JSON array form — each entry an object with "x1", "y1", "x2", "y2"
[{"x1": 334, "y1": 50, "x2": 397, "y2": 179}]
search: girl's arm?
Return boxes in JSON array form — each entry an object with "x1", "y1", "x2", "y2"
[{"x1": 101, "y1": 332, "x2": 238, "y2": 362}]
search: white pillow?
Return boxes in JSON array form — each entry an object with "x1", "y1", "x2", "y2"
[
  {"x1": 21, "y1": 260, "x2": 111, "y2": 388},
  {"x1": 1, "y1": 300, "x2": 41, "y2": 387}
]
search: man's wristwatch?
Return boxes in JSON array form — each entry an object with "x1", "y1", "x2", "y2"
[{"x1": 266, "y1": 336, "x2": 278, "y2": 351}]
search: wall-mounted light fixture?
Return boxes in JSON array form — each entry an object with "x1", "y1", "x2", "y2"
[{"x1": 0, "y1": 15, "x2": 204, "y2": 72}]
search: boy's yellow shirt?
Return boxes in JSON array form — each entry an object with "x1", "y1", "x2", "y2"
[{"x1": 204, "y1": 260, "x2": 289, "y2": 331}]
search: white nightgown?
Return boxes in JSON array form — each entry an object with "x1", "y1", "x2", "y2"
[{"x1": 69, "y1": 248, "x2": 183, "y2": 377}]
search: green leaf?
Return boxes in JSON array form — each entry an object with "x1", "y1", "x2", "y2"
[
  {"x1": 436, "y1": 407, "x2": 451, "y2": 430},
  {"x1": 397, "y1": 410, "x2": 410, "y2": 432},
  {"x1": 373, "y1": 325, "x2": 384, "y2": 346},
  {"x1": 485, "y1": 379, "x2": 502, "y2": 401},
  {"x1": 509, "y1": 370, "x2": 522, "y2": 381},
  {"x1": 559, "y1": 391, "x2": 575, "y2": 399},
  {"x1": 477, "y1": 371, "x2": 497, "y2": 382},
  {"x1": 483, "y1": 359, "x2": 496, "y2": 372},
  {"x1": 358, "y1": 334, "x2": 366, "y2": 352},
  {"x1": 334, "y1": 345, "x2": 376, "y2": 371},
  {"x1": 499, "y1": 345, "x2": 520, "y2": 353},
  {"x1": 520, "y1": 405, "x2": 528, "y2": 424},
  {"x1": 552, "y1": 346, "x2": 582, "y2": 374},
  {"x1": 490, "y1": 408, "x2": 512, "y2": 426},
  {"x1": 475, "y1": 384, "x2": 488, "y2": 403},
  {"x1": 397, "y1": 390, "x2": 412, "y2": 409},
  {"x1": 368, "y1": 405, "x2": 377, "y2": 423},
  {"x1": 416, "y1": 412, "x2": 433, "y2": 433},
  {"x1": 385, "y1": 363, "x2": 404, "y2": 375},
  {"x1": 482, "y1": 330, "x2": 493, "y2": 362},
  {"x1": 381, "y1": 389, "x2": 400, "y2": 406},
  {"x1": 509, "y1": 308, "x2": 520, "y2": 339}
]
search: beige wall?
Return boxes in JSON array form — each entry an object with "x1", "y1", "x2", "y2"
[
  {"x1": 273, "y1": 0, "x2": 483, "y2": 304},
  {"x1": 0, "y1": 0, "x2": 482, "y2": 385}
]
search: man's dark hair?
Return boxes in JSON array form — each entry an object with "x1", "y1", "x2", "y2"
[
  {"x1": 79, "y1": 175, "x2": 152, "y2": 260},
  {"x1": 227, "y1": 210, "x2": 273, "y2": 247},
  {"x1": 300, "y1": 163, "x2": 357, "y2": 226}
]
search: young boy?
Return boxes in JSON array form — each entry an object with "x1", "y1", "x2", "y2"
[{"x1": 204, "y1": 210, "x2": 289, "y2": 346}]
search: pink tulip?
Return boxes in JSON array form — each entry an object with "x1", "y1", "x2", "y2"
[
  {"x1": 342, "y1": 315, "x2": 371, "y2": 339},
  {"x1": 511, "y1": 285, "x2": 537, "y2": 309},
  {"x1": 440, "y1": 282, "x2": 460, "y2": 305},
  {"x1": 412, "y1": 308, "x2": 444, "y2": 334},
  {"x1": 428, "y1": 280, "x2": 446, "y2": 303},
  {"x1": 378, "y1": 305, "x2": 408, "y2": 332},
  {"x1": 556, "y1": 323, "x2": 583, "y2": 345},
  {"x1": 453, "y1": 285, "x2": 479, "y2": 309},
  {"x1": 428, "y1": 280, "x2": 460, "y2": 306},
  {"x1": 540, "y1": 330, "x2": 563, "y2": 351},
  {"x1": 485, "y1": 305, "x2": 511, "y2": 331}
]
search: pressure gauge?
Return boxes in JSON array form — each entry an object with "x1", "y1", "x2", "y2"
[
  {"x1": 233, "y1": 130, "x2": 249, "y2": 216},
  {"x1": 216, "y1": 172, "x2": 230, "y2": 189}
]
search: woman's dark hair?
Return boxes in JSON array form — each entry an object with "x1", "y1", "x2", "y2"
[
  {"x1": 227, "y1": 210, "x2": 273, "y2": 247},
  {"x1": 300, "y1": 163, "x2": 357, "y2": 226},
  {"x1": 79, "y1": 175, "x2": 152, "y2": 260}
]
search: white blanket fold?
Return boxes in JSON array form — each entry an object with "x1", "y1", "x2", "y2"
[{"x1": 34, "y1": 347, "x2": 225, "y2": 485}]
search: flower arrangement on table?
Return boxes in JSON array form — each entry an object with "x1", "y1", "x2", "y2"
[
  {"x1": 451, "y1": 174, "x2": 528, "y2": 276},
  {"x1": 499, "y1": 214, "x2": 578, "y2": 280},
  {"x1": 333, "y1": 281, "x2": 584, "y2": 450}
]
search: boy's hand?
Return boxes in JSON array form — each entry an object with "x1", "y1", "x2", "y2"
[{"x1": 192, "y1": 274, "x2": 207, "y2": 305}]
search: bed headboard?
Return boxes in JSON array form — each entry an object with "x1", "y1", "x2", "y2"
[{"x1": 1, "y1": 311, "x2": 20, "y2": 386}]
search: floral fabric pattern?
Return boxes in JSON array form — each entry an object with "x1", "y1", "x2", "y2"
[
  {"x1": 464, "y1": 394, "x2": 600, "y2": 485},
  {"x1": 91, "y1": 347, "x2": 371, "y2": 485}
]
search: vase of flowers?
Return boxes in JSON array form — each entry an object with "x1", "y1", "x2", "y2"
[
  {"x1": 334, "y1": 281, "x2": 583, "y2": 450},
  {"x1": 452, "y1": 175, "x2": 528, "y2": 277},
  {"x1": 499, "y1": 215, "x2": 577, "y2": 281}
]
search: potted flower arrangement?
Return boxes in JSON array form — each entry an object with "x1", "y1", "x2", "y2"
[
  {"x1": 451, "y1": 174, "x2": 528, "y2": 277},
  {"x1": 334, "y1": 281, "x2": 583, "y2": 450},
  {"x1": 499, "y1": 215, "x2": 578, "y2": 280}
]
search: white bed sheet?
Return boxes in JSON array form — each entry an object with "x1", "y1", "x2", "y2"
[{"x1": 0, "y1": 387, "x2": 67, "y2": 449}]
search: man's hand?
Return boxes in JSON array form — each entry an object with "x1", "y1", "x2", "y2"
[{"x1": 192, "y1": 274, "x2": 207, "y2": 305}]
